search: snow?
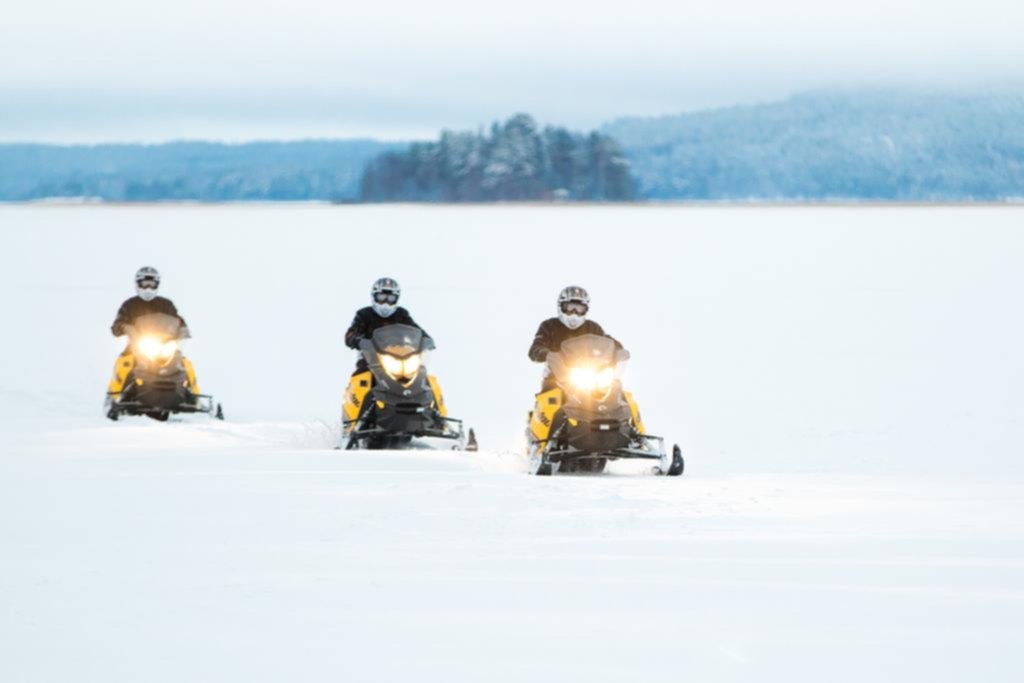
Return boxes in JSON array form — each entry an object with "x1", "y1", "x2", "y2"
[{"x1": 2, "y1": 205, "x2": 1024, "y2": 681}]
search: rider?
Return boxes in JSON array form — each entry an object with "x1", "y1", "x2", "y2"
[
  {"x1": 106, "y1": 267, "x2": 198, "y2": 414},
  {"x1": 111, "y1": 267, "x2": 189, "y2": 338},
  {"x1": 529, "y1": 285, "x2": 621, "y2": 389},
  {"x1": 345, "y1": 277, "x2": 431, "y2": 374}
]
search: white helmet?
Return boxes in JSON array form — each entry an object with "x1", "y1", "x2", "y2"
[
  {"x1": 557, "y1": 285, "x2": 589, "y2": 330},
  {"x1": 371, "y1": 277, "x2": 400, "y2": 317},
  {"x1": 135, "y1": 266, "x2": 160, "y2": 302}
]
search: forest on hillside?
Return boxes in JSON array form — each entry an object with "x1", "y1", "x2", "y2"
[
  {"x1": 604, "y1": 91, "x2": 1024, "y2": 200},
  {"x1": 0, "y1": 141, "x2": 399, "y2": 201},
  {"x1": 4, "y1": 91, "x2": 1024, "y2": 202},
  {"x1": 359, "y1": 114, "x2": 636, "y2": 202}
]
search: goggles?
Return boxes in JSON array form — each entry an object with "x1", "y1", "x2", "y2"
[
  {"x1": 560, "y1": 301, "x2": 588, "y2": 316},
  {"x1": 374, "y1": 291, "x2": 399, "y2": 305},
  {"x1": 137, "y1": 279, "x2": 159, "y2": 290}
]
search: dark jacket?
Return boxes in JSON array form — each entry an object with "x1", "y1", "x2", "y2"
[
  {"x1": 111, "y1": 296, "x2": 187, "y2": 337},
  {"x1": 345, "y1": 306, "x2": 429, "y2": 350},
  {"x1": 528, "y1": 318, "x2": 620, "y2": 362}
]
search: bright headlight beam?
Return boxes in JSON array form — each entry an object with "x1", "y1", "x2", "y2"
[
  {"x1": 379, "y1": 353, "x2": 404, "y2": 377},
  {"x1": 569, "y1": 365, "x2": 615, "y2": 392},
  {"x1": 137, "y1": 336, "x2": 177, "y2": 362},
  {"x1": 379, "y1": 352, "x2": 423, "y2": 380},
  {"x1": 569, "y1": 366, "x2": 597, "y2": 391},
  {"x1": 137, "y1": 336, "x2": 163, "y2": 360}
]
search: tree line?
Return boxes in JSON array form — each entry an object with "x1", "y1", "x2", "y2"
[
  {"x1": 603, "y1": 90, "x2": 1024, "y2": 200},
  {"x1": 360, "y1": 114, "x2": 637, "y2": 202}
]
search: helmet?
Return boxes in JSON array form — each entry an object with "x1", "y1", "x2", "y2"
[
  {"x1": 135, "y1": 266, "x2": 160, "y2": 302},
  {"x1": 371, "y1": 277, "x2": 400, "y2": 318},
  {"x1": 557, "y1": 285, "x2": 589, "y2": 330}
]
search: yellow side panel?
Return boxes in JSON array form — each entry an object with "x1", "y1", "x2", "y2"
[
  {"x1": 426, "y1": 375, "x2": 448, "y2": 418},
  {"x1": 182, "y1": 357, "x2": 200, "y2": 394},
  {"x1": 623, "y1": 391, "x2": 645, "y2": 434},
  {"x1": 343, "y1": 371, "x2": 374, "y2": 424},
  {"x1": 529, "y1": 388, "x2": 563, "y2": 441},
  {"x1": 107, "y1": 354, "x2": 136, "y2": 396}
]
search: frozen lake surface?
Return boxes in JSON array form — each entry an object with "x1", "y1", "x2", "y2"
[{"x1": 1, "y1": 205, "x2": 1023, "y2": 681}]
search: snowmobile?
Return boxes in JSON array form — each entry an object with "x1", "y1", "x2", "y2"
[
  {"x1": 526, "y1": 334, "x2": 683, "y2": 476},
  {"x1": 342, "y1": 324, "x2": 475, "y2": 450},
  {"x1": 106, "y1": 313, "x2": 223, "y2": 422}
]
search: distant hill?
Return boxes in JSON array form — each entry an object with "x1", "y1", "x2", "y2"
[
  {"x1": 0, "y1": 140, "x2": 402, "y2": 202},
  {"x1": 4, "y1": 91, "x2": 1024, "y2": 202},
  {"x1": 603, "y1": 90, "x2": 1024, "y2": 200},
  {"x1": 360, "y1": 114, "x2": 636, "y2": 202}
]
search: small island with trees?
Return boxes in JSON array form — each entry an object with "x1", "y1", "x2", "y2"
[{"x1": 359, "y1": 114, "x2": 637, "y2": 202}]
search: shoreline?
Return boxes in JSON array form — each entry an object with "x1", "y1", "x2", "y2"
[{"x1": 3, "y1": 200, "x2": 1024, "y2": 209}]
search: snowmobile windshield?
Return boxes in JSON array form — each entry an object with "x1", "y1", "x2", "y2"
[
  {"x1": 551, "y1": 334, "x2": 629, "y2": 393},
  {"x1": 132, "y1": 313, "x2": 182, "y2": 341},
  {"x1": 558, "y1": 334, "x2": 620, "y2": 367},
  {"x1": 371, "y1": 324, "x2": 424, "y2": 359}
]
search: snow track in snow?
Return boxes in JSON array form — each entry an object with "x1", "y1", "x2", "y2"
[{"x1": 3, "y1": 414, "x2": 1024, "y2": 682}]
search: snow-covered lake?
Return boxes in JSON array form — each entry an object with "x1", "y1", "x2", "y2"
[{"x1": 2, "y1": 205, "x2": 1023, "y2": 681}]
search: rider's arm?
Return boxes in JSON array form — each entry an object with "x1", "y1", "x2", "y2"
[
  {"x1": 111, "y1": 301, "x2": 132, "y2": 337},
  {"x1": 174, "y1": 311, "x2": 188, "y2": 331},
  {"x1": 171, "y1": 308, "x2": 190, "y2": 337},
  {"x1": 528, "y1": 322, "x2": 552, "y2": 362},
  {"x1": 344, "y1": 311, "x2": 367, "y2": 349}
]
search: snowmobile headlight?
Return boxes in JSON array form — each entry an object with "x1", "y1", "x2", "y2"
[
  {"x1": 137, "y1": 336, "x2": 162, "y2": 360},
  {"x1": 403, "y1": 353, "x2": 422, "y2": 377},
  {"x1": 569, "y1": 366, "x2": 615, "y2": 393},
  {"x1": 379, "y1": 353, "x2": 403, "y2": 377},
  {"x1": 569, "y1": 366, "x2": 597, "y2": 391},
  {"x1": 137, "y1": 336, "x2": 177, "y2": 362},
  {"x1": 379, "y1": 353, "x2": 423, "y2": 381}
]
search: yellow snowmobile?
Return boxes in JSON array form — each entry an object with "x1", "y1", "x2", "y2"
[
  {"x1": 106, "y1": 313, "x2": 223, "y2": 421},
  {"x1": 342, "y1": 324, "x2": 475, "y2": 450},
  {"x1": 526, "y1": 334, "x2": 683, "y2": 476}
]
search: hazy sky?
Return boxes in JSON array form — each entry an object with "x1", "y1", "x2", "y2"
[{"x1": 2, "y1": 0, "x2": 1022, "y2": 142}]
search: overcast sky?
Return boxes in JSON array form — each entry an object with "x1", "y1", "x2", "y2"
[{"x1": 2, "y1": 0, "x2": 1022, "y2": 142}]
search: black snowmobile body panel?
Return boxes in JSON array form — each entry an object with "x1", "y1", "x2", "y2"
[
  {"x1": 561, "y1": 400, "x2": 633, "y2": 453},
  {"x1": 123, "y1": 360, "x2": 191, "y2": 409}
]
